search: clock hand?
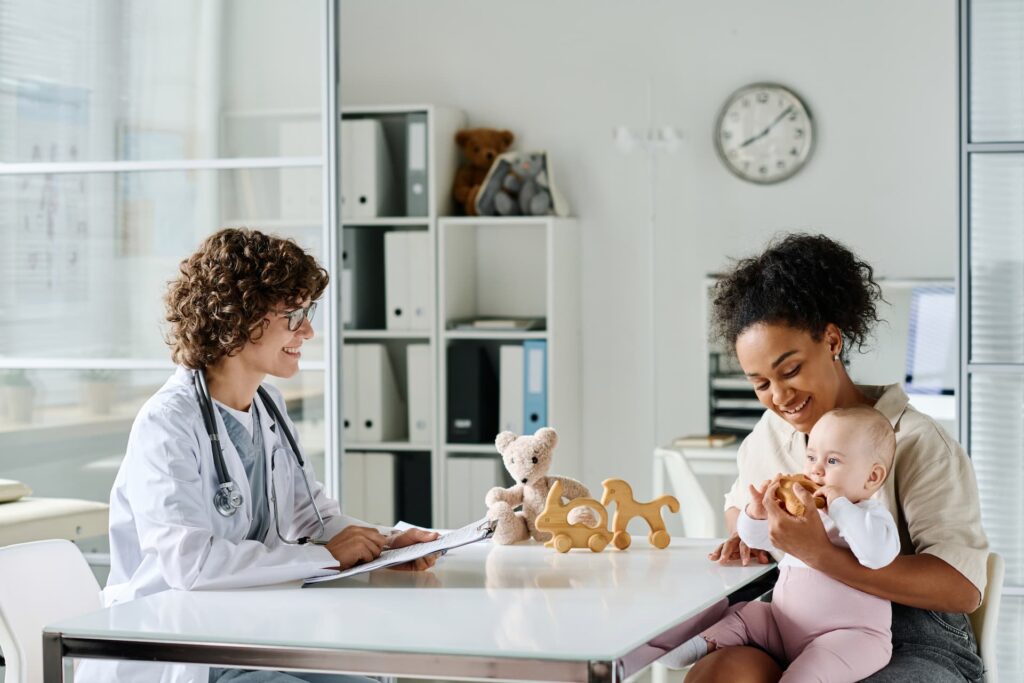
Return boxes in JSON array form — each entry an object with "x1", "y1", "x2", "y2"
[{"x1": 739, "y1": 105, "x2": 795, "y2": 148}]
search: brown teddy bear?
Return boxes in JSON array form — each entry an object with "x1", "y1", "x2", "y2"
[
  {"x1": 452, "y1": 128, "x2": 514, "y2": 215},
  {"x1": 485, "y1": 427, "x2": 597, "y2": 544}
]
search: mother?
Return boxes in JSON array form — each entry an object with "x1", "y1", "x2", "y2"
[{"x1": 686, "y1": 234, "x2": 988, "y2": 682}]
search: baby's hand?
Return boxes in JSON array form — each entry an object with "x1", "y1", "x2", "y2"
[
  {"x1": 813, "y1": 485, "x2": 843, "y2": 508},
  {"x1": 745, "y1": 480, "x2": 771, "y2": 520}
]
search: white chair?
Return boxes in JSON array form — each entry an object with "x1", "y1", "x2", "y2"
[
  {"x1": 969, "y1": 551, "x2": 1005, "y2": 683},
  {"x1": 654, "y1": 447, "x2": 718, "y2": 538},
  {"x1": 0, "y1": 539, "x2": 101, "y2": 683}
]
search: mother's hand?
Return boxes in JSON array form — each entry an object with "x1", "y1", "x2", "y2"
[
  {"x1": 708, "y1": 532, "x2": 771, "y2": 566},
  {"x1": 763, "y1": 481, "x2": 832, "y2": 566}
]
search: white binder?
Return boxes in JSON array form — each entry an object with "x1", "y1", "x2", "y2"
[
  {"x1": 446, "y1": 456, "x2": 504, "y2": 529},
  {"x1": 498, "y1": 345, "x2": 525, "y2": 434},
  {"x1": 364, "y1": 452, "x2": 397, "y2": 525},
  {"x1": 341, "y1": 119, "x2": 396, "y2": 219},
  {"x1": 445, "y1": 457, "x2": 473, "y2": 529},
  {"x1": 471, "y1": 458, "x2": 504, "y2": 514},
  {"x1": 354, "y1": 344, "x2": 407, "y2": 442},
  {"x1": 406, "y1": 231, "x2": 433, "y2": 330},
  {"x1": 342, "y1": 451, "x2": 366, "y2": 519},
  {"x1": 385, "y1": 231, "x2": 432, "y2": 331},
  {"x1": 384, "y1": 232, "x2": 410, "y2": 330},
  {"x1": 342, "y1": 345, "x2": 358, "y2": 441},
  {"x1": 406, "y1": 343, "x2": 432, "y2": 444}
]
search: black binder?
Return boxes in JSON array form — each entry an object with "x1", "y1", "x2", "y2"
[
  {"x1": 342, "y1": 227, "x2": 385, "y2": 329},
  {"x1": 447, "y1": 343, "x2": 498, "y2": 443},
  {"x1": 396, "y1": 452, "x2": 432, "y2": 528}
]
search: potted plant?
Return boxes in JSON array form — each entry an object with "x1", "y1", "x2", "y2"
[
  {"x1": 0, "y1": 369, "x2": 36, "y2": 424},
  {"x1": 80, "y1": 368, "x2": 118, "y2": 416}
]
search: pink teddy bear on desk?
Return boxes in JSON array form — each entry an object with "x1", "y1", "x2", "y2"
[{"x1": 485, "y1": 427, "x2": 597, "y2": 544}]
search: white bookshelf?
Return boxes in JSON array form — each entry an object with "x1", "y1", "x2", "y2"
[
  {"x1": 337, "y1": 110, "x2": 582, "y2": 528},
  {"x1": 437, "y1": 216, "x2": 582, "y2": 526},
  {"x1": 339, "y1": 104, "x2": 465, "y2": 528}
]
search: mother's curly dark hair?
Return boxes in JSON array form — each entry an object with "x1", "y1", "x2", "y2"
[
  {"x1": 165, "y1": 228, "x2": 329, "y2": 369},
  {"x1": 711, "y1": 233, "x2": 883, "y2": 359}
]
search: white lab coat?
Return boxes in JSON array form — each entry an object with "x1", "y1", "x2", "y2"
[{"x1": 78, "y1": 367, "x2": 376, "y2": 683}]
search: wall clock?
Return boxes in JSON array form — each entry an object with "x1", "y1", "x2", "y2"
[{"x1": 715, "y1": 83, "x2": 814, "y2": 184}]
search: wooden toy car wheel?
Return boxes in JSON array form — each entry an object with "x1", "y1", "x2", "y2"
[
  {"x1": 588, "y1": 534, "x2": 609, "y2": 552},
  {"x1": 649, "y1": 529, "x2": 671, "y2": 549},
  {"x1": 612, "y1": 530, "x2": 631, "y2": 550},
  {"x1": 553, "y1": 534, "x2": 573, "y2": 553}
]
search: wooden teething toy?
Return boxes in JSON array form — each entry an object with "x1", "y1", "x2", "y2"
[
  {"x1": 600, "y1": 478, "x2": 679, "y2": 549},
  {"x1": 535, "y1": 480, "x2": 613, "y2": 553},
  {"x1": 775, "y1": 474, "x2": 826, "y2": 516}
]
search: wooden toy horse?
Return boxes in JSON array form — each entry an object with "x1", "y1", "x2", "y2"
[{"x1": 600, "y1": 478, "x2": 679, "y2": 549}]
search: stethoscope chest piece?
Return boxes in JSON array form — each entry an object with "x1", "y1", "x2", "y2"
[{"x1": 214, "y1": 482, "x2": 244, "y2": 517}]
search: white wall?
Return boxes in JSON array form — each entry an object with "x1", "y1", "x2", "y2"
[{"x1": 340, "y1": 0, "x2": 958, "y2": 497}]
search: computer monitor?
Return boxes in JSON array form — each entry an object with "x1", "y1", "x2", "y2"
[{"x1": 904, "y1": 285, "x2": 957, "y2": 395}]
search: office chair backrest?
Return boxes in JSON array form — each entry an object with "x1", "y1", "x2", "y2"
[
  {"x1": 0, "y1": 539, "x2": 101, "y2": 683},
  {"x1": 968, "y1": 551, "x2": 1005, "y2": 683}
]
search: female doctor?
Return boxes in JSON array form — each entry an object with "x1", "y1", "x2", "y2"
[{"x1": 81, "y1": 228, "x2": 438, "y2": 683}]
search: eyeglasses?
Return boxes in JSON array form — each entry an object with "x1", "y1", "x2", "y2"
[{"x1": 278, "y1": 302, "x2": 317, "y2": 331}]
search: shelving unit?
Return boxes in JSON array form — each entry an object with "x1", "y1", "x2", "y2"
[
  {"x1": 437, "y1": 216, "x2": 581, "y2": 527},
  {"x1": 338, "y1": 104, "x2": 465, "y2": 528},
  {"x1": 708, "y1": 351, "x2": 761, "y2": 437},
  {"x1": 336, "y1": 110, "x2": 582, "y2": 528}
]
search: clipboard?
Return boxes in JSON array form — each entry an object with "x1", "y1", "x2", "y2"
[{"x1": 303, "y1": 517, "x2": 496, "y2": 586}]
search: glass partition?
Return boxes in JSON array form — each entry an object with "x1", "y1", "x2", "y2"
[
  {"x1": 0, "y1": 170, "x2": 324, "y2": 362},
  {"x1": 969, "y1": 154, "x2": 1024, "y2": 364},
  {"x1": 0, "y1": 0, "x2": 332, "y2": 527},
  {"x1": 0, "y1": 0, "x2": 323, "y2": 163},
  {"x1": 970, "y1": 0, "x2": 1024, "y2": 142}
]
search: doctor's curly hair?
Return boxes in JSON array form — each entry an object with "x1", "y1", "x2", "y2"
[
  {"x1": 165, "y1": 228, "x2": 329, "y2": 369},
  {"x1": 711, "y1": 233, "x2": 883, "y2": 360}
]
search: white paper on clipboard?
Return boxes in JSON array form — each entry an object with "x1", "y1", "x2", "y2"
[{"x1": 303, "y1": 517, "x2": 495, "y2": 585}]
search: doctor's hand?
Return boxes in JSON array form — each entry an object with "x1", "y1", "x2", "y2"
[
  {"x1": 324, "y1": 525, "x2": 388, "y2": 570},
  {"x1": 386, "y1": 528, "x2": 442, "y2": 572}
]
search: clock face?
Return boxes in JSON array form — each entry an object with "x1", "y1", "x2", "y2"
[{"x1": 715, "y1": 83, "x2": 814, "y2": 184}]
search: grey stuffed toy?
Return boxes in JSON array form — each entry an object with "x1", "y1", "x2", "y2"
[{"x1": 493, "y1": 153, "x2": 553, "y2": 216}]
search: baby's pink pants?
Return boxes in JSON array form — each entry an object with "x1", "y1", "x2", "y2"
[{"x1": 702, "y1": 566, "x2": 892, "y2": 683}]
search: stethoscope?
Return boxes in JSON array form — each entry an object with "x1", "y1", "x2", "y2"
[{"x1": 193, "y1": 369, "x2": 327, "y2": 546}]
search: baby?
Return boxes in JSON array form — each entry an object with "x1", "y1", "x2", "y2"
[{"x1": 661, "y1": 405, "x2": 900, "y2": 682}]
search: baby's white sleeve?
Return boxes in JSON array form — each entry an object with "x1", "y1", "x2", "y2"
[
  {"x1": 828, "y1": 498, "x2": 901, "y2": 570},
  {"x1": 736, "y1": 508, "x2": 777, "y2": 552}
]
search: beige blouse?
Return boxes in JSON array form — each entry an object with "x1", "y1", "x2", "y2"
[{"x1": 723, "y1": 383, "x2": 989, "y2": 596}]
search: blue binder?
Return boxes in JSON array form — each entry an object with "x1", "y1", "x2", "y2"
[{"x1": 522, "y1": 340, "x2": 547, "y2": 432}]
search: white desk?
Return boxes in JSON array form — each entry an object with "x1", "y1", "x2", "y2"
[{"x1": 44, "y1": 539, "x2": 774, "y2": 683}]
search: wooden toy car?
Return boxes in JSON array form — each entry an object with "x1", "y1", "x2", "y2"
[{"x1": 535, "y1": 480, "x2": 613, "y2": 553}]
